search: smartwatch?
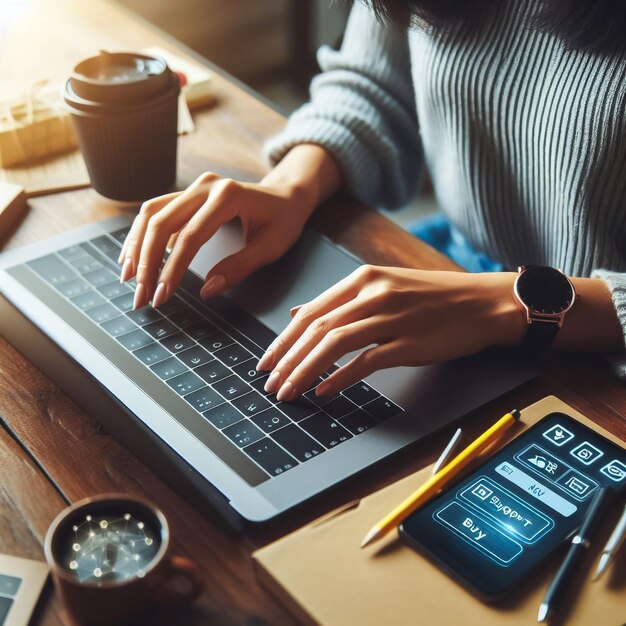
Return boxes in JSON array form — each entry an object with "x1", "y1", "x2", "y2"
[{"x1": 513, "y1": 265, "x2": 576, "y2": 353}]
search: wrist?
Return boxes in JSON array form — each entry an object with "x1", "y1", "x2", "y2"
[
  {"x1": 261, "y1": 143, "x2": 341, "y2": 217},
  {"x1": 476, "y1": 272, "x2": 526, "y2": 348}
]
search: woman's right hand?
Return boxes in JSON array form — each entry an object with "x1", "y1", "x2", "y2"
[{"x1": 118, "y1": 145, "x2": 341, "y2": 309}]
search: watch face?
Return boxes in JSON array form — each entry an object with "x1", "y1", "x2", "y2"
[{"x1": 516, "y1": 266, "x2": 574, "y2": 315}]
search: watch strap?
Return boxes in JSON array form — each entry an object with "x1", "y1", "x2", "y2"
[{"x1": 519, "y1": 319, "x2": 560, "y2": 353}]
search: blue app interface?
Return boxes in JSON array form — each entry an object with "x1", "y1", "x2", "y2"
[{"x1": 401, "y1": 413, "x2": 626, "y2": 596}]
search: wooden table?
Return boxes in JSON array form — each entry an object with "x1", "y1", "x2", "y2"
[{"x1": 1, "y1": 1, "x2": 624, "y2": 625}]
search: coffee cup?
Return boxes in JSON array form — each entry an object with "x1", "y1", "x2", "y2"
[
  {"x1": 44, "y1": 494, "x2": 201, "y2": 625},
  {"x1": 64, "y1": 51, "x2": 180, "y2": 201}
]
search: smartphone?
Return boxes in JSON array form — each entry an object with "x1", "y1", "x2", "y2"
[{"x1": 399, "y1": 412, "x2": 626, "y2": 601}]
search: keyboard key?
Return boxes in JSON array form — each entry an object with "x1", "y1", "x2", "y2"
[
  {"x1": 97, "y1": 280, "x2": 132, "y2": 300},
  {"x1": 185, "y1": 321, "x2": 217, "y2": 341},
  {"x1": 195, "y1": 360, "x2": 231, "y2": 384},
  {"x1": 116, "y1": 328, "x2": 153, "y2": 351},
  {"x1": 126, "y1": 307, "x2": 163, "y2": 326},
  {"x1": 83, "y1": 267, "x2": 117, "y2": 287},
  {"x1": 177, "y1": 345, "x2": 212, "y2": 368},
  {"x1": 231, "y1": 391, "x2": 272, "y2": 416},
  {"x1": 57, "y1": 278, "x2": 91, "y2": 298},
  {"x1": 251, "y1": 408, "x2": 291, "y2": 433},
  {"x1": 90, "y1": 235, "x2": 121, "y2": 262},
  {"x1": 184, "y1": 386, "x2": 224, "y2": 412},
  {"x1": 211, "y1": 375, "x2": 252, "y2": 400},
  {"x1": 133, "y1": 342, "x2": 170, "y2": 365},
  {"x1": 70, "y1": 290, "x2": 106, "y2": 311},
  {"x1": 300, "y1": 413, "x2": 352, "y2": 448},
  {"x1": 272, "y1": 425, "x2": 324, "y2": 462},
  {"x1": 28, "y1": 254, "x2": 76, "y2": 286},
  {"x1": 204, "y1": 295, "x2": 276, "y2": 352},
  {"x1": 150, "y1": 356, "x2": 187, "y2": 380},
  {"x1": 109, "y1": 228, "x2": 130, "y2": 245},
  {"x1": 214, "y1": 343, "x2": 253, "y2": 367},
  {"x1": 169, "y1": 308, "x2": 204, "y2": 329},
  {"x1": 363, "y1": 397, "x2": 402, "y2": 421},
  {"x1": 153, "y1": 296, "x2": 187, "y2": 316},
  {"x1": 199, "y1": 330, "x2": 234, "y2": 352},
  {"x1": 322, "y1": 396, "x2": 358, "y2": 419},
  {"x1": 338, "y1": 410, "x2": 379, "y2": 435},
  {"x1": 223, "y1": 421, "x2": 264, "y2": 448},
  {"x1": 250, "y1": 376, "x2": 275, "y2": 396},
  {"x1": 160, "y1": 332, "x2": 196, "y2": 354},
  {"x1": 202, "y1": 404, "x2": 244, "y2": 429},
  {"x1": 72, "y1": 257, "x2": 103, "y2": 274},
  {"x1": 243, "y1": 439, "x2": 298, "y2": 476},
  {"x1": 85, "y1": 303, "x2": 119, "y2": 323},
  {"x1": 143, "y1": 319, "x2": 178, "y2": 340},
  {"x1": 166, "y1": 371, "x2": 205, "y2": 395},
  {"x1": 111, "y1": 292, "x2": 135, "y2": 313},
  {"x1": 275, "y1": 398, "x2": 317, "y2": 422},
  {"x1": 342, "y1": 381, "x2": 381, "y2": 406},
  {"x1": 232, "y1": 361, "x2": 268, "y2": 385},
  {"x1": 101, "y1": 316, "x2": 137, "y2": 337},
  {"x1": 58, "y1": 245, "x2": 87, "y2": 263},
  {"x1": 304, "y1": 388, "x2": 342, "y2": 407}
]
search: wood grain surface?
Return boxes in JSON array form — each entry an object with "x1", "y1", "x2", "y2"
[{"x1": 0, "y1": 1, "x2": 624, "y2": 625}]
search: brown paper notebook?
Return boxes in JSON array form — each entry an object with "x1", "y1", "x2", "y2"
[{"x1": 253, "y1": 397, "x2": 626, "y2": 626}]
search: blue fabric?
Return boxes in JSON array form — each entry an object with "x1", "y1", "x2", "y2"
[{"x1": 409, "y1": 213, "x2": 504, "y2": 273}]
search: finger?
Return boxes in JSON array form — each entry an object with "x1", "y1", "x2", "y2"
[
  {"x1": 134, "y1": 189, "x2": 213, "y2": 307},
  {"x1": 266, "y1": 298, "x2": 372, "y2": 391},
  {"x1": 121, "y1": 192, "x2": 180, "y2": 277},
  {"x1": 274, "y1": 318, "x2": 386, "y2": 401},
  {"x1": 315, "y1": 341, "x2": 400, "y2": 396},
  {"x1": 200, "y1": 231, "x2": 285, "y2": 300},
  {"x1": 256, "y1": 267, "x2": 368, "y2": 372},
  {"x1": 156, "y1": 180, "x2": 242, "y2": 303}
]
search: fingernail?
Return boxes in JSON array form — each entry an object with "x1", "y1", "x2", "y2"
[
  {"x1": 117, "y1": 244, "x2": 127, "y2": 265},
  {"x1": 276, "y1": 380, "x2": 295, "y2": 402},
  {"x1": 316, "y1": 381, "x2": 331, "y2": 396},
  {"x1": 152, "y1": 282, "x2": 168, "y2": 308},
  {"x1": 264, "y1": 370, "x2": 281, "y2": 393},
  {"x1": 120, "y1": 257, "x2": 133, "y2": 283},
  {"x1": 200, "y1": 275, "x2": 226, "y2": 300},
  {"x1": 290, "y1": 303, "x2": 304, "y2": 316},
  {"x1": 256, "y1": 349, "x2": 273, "y2": 371},
  {"x1": 133, "y1": 282, "x2": 146, "y2": 310}
]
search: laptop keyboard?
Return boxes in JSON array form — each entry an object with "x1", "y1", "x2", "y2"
[{"x1": 22, "y1": 227, "x2": 404, "y2": 481}]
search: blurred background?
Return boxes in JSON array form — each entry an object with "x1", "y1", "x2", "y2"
[{"x1": 117, "y1": 0, "x2": 436, "y2": 225}]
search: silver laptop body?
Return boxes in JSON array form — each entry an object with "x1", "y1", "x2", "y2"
[{"x1": 0, "y1": 215, "x2": 536, "y2": 526}]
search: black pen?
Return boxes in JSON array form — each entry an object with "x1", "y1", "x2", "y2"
[{"x1": 538, "y1": 486, "x2": 613, "y2": 623}]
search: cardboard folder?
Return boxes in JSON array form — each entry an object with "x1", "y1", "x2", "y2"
[{"x1": 253, "y1": 397, "x2": 626, "y2": 626}]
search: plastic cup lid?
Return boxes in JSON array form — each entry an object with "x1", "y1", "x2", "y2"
[{"x1": 68, "y1": 51, "x2": 174, "y2": 104}]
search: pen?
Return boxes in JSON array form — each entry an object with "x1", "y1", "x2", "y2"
[
  {"x1": 360, "y1": 409, "x2": 521, "y2": 549},
  {"x1": 538, "y1": 486, "x2": 613, "y2": 623},
  {"x1": 432, "y1": 427, "x2": 463, "y2": 475},
  {"x1": 592, "y1": 503, "x2": 626, "y2": 581}
]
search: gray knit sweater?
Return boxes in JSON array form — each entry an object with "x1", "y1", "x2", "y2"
[{"x1": 265, "y1": 1, "x2": 626, "y2": 375}]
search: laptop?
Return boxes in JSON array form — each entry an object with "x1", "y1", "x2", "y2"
[{"x1": 0, "y1": 215, "x2": 537, "y2": 527}]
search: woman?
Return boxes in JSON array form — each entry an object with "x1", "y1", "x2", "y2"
[{"x1": 118, "y1": 0, "x2": 626, "y2": 402}]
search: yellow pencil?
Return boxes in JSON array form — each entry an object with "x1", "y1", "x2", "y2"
[{"x1": 360, "y1": 409, "x2": 521, "y2": 548}]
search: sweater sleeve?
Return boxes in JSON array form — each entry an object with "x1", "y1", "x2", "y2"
[
  {"x1": 264, "y1": 4, "x2": 422, "y2": 209},
  {"x1": 591, "y1": 269, "x2": 626, "y2": 378}
]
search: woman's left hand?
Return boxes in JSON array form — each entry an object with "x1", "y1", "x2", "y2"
[{"x1": 256, "y1": 265, "x2": 525, "y2": 401}]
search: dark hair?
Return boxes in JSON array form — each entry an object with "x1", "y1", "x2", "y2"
[{"x1": 359, "y1": 0, "x2": 626, "y2": 54}]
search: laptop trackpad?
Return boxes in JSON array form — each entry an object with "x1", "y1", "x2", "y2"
[{"x1": 190, "y1": 221, "x2": 362, "y2": 335}]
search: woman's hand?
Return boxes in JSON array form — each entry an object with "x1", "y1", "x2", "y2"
[
  {"x1": 257, "y1": 266, "x2": 526, "y2": 400},
  {"x1": 118, "y1": 144, "x2": 341, "y2": 309}
]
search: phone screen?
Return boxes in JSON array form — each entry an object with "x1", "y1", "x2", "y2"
[{"x1": 399, "y1": 412, "x2": 626, "y2": 600}]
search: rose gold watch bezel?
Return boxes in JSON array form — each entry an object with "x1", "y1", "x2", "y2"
[{"x1": 513, "y1": 266, "x2": 577, "y2": 328}]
